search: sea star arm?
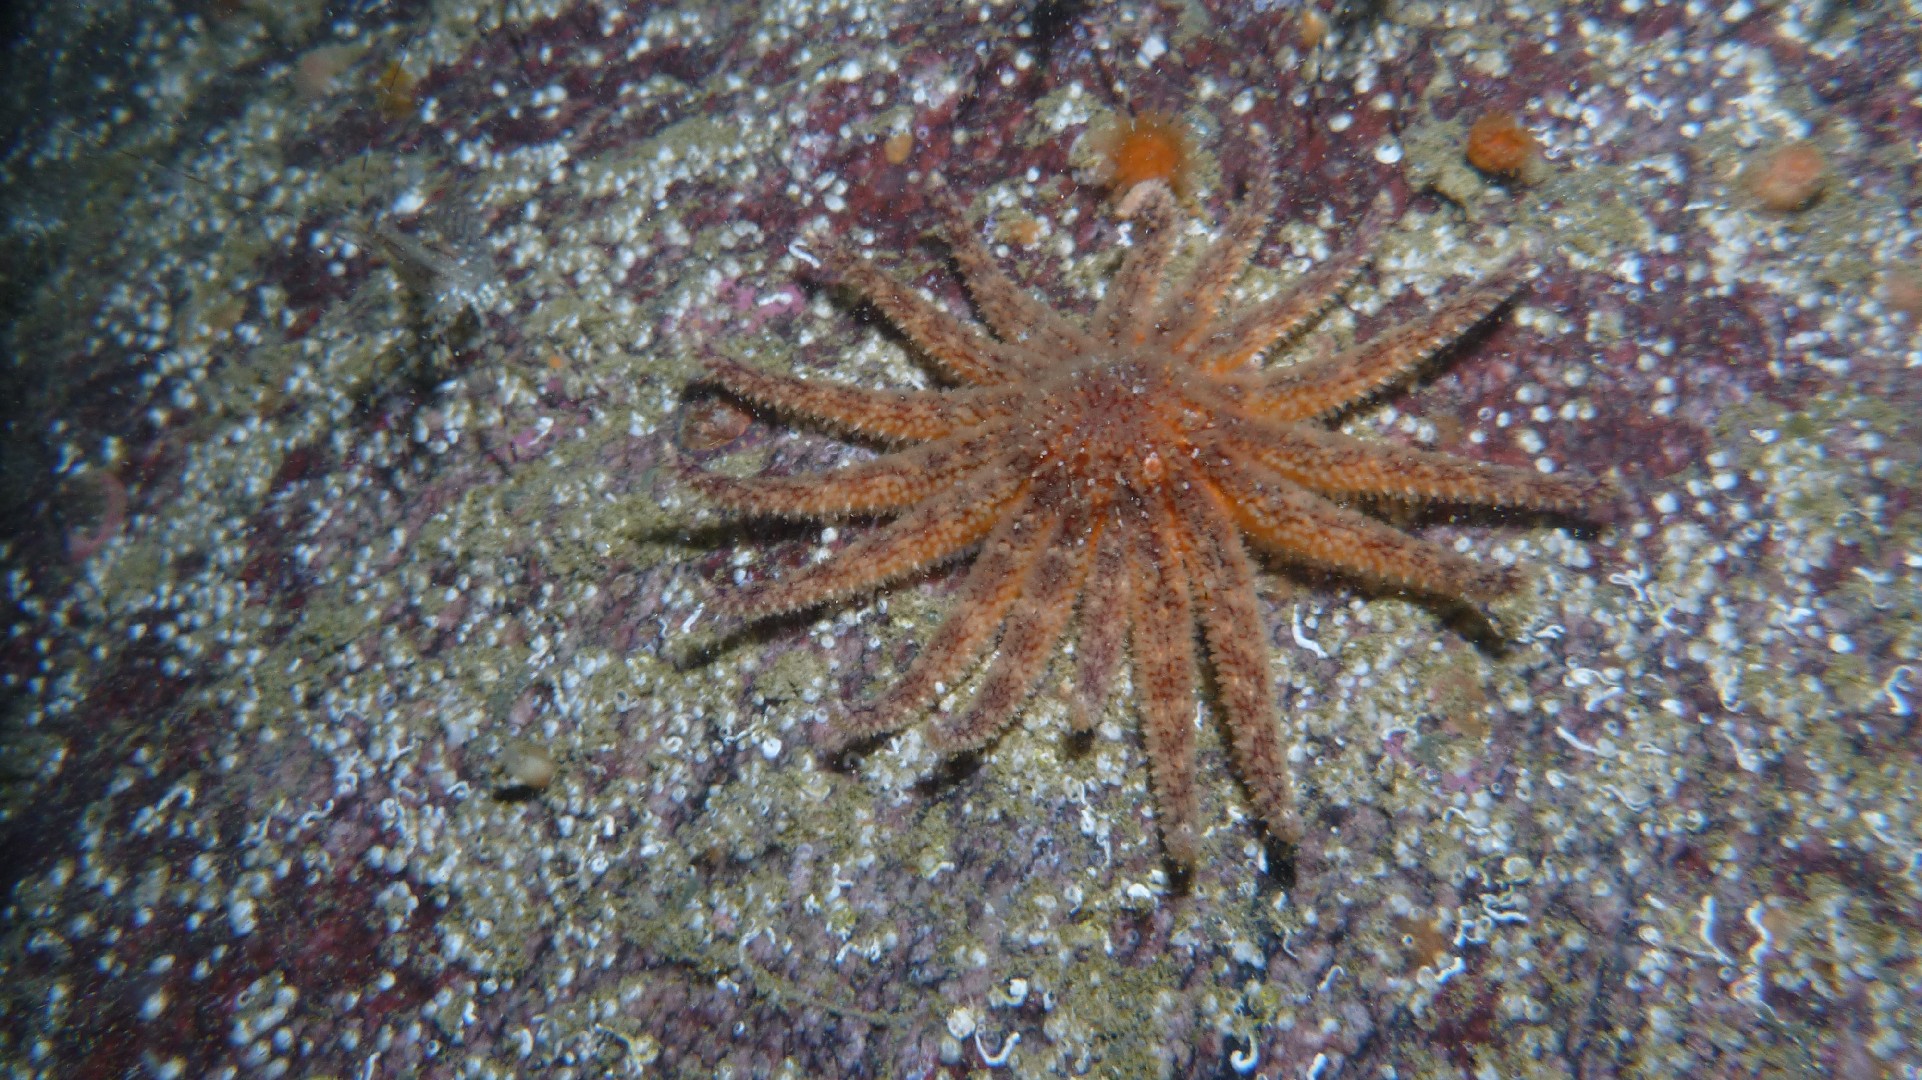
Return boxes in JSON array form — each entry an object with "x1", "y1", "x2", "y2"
[
  {"x1": 1094, "y1": 185, "x2": 1180, "y2": 347},
  {"x1": 718, "y1": 466, "x2": 1024, "y2": 622},
  {"x1": 1208, "y1": 421, "x2": 1602, "y2": 511},
  {"x1": 929, "y1": 504, "x2": 1096, "y2": 752},
  {"x1": 1158, "y1": 165, "x2": 1276, "y2": 352},
  {"x1": 829, "y1": 502, "x2": 1060, "y2": 748},
  {"x1": 1210, "y1": 459, "x2": 1515, "y2": 600},
  {"x1": 830, "y1": 250, "x2": 1026, "y2": 385},
  {"x1": 1228, "y1": 267, "x2": 1524, "y2": 420},
  {"x1": 1183, "y1": 193, "x2": 1394, "y2": 375},
  {"x1": 1068, "y1": 514, "x2": 1131, "y2": 735},
  {"x1": 936, "y1": 192, "x2": 1100, "y2": 359},
  {"x1": 1128, "y1": 491, "x2": 1203, "y2": 866},
  {"x1": 683, "y1": 426, "x2": 1011, "y2": 518},
  {"x1": 1174, "y1": 476, "x2": 1304, "y2": 845},
  {"x1": 700, "y1": 356, "x2": 1007, "y2": 442}
]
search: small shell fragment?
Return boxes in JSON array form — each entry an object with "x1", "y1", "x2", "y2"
[{"x1": 499, "y1": 740, "x2": 557, "y2": 792}]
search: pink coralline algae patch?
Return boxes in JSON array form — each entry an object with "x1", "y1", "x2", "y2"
[
  {"x1": 681, "y1": 278, "x2": 807, "y2": 342},
  {"x1": 3, "y1": 0, "x2": 1922, "y2": 1077},
  {"x1": 62, "y1": 469, "x2": 129, "y2": 562}
]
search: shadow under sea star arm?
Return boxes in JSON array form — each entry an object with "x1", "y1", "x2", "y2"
[
  {"x1": 1209, "y1": 458, "x2": 1515, "y2": 600},
  {"x1": 1174, "y1": 475, "x2": 1304, "y2": 845},
  {"x1": 1230, "y1": 266, "x2": 1525, "y2": 421},
  {"x1": 934, "y1": 189, "x2": 1099, "y2": 359},
  {"x1": 1183, "y1": 192, "x2": 1395, "y2": 375},
  {"x1": 718, "y1": 465, "x2": 1024, "y2": 623},
  {"x1": 700, "y1": 356, "x2": 1007, "y2": 442},
  {"x1": 1068, "y1": 512, "x2": 1131, "y2": 735},
  {"x1": 1128, "y1": 491, "x2": 1203, "y2": 867},
  {"x1": 828, "y1": 501, "x2": 1061, "y2": 749},
  {"x1": 828, "y1": 249, "x2": 1026, "y2": 385},
  {"x1": 1093, "y1": 184, "x2": 1180, "y2": 347},
  {"x1": 1209, "y1": 422, "x2": 1604, "y2": 511},
  {"x1": 682, "y1": 425, "x2": 1013, "y2": 519},
  {"x1": 929, "y1": 504, "x2": 1096, "y2": 753}
]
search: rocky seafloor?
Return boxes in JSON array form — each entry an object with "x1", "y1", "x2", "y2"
[{"x1": 3, "y1": 0, "x2": 1920, "y2": 1076}]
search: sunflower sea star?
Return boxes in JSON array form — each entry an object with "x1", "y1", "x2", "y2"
[{"x1": 684, "y1": 158, "x2": 1605, "y2": 867}]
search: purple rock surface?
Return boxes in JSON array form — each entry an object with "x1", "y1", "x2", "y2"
[{"x1": 2, "y1": 0, "x2": 1919, "y2": 1077}]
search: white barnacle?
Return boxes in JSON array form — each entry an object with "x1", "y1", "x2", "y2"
[
  {"x1": 1003, "y1": 978, "x2": 1029, "y2": 1007},
  {"x1": 945, "y1": 1005, "x2": 976, "y2": 1040}
]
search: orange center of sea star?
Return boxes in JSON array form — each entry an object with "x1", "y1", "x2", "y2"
[{"x1": 1026, "y1": 355, "x2": 1187, "y2": 500}]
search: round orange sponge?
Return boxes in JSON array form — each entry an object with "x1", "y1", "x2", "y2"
[
  {"x1": 1747, "y1": 141, "x2": 1827, "y2": 212},
  {"x1": 1465, "y1": 110, "x2": 1537, "y2": 179}
]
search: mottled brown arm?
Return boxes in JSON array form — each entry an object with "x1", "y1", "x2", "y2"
[
  {"x1": 1158, "y1": 162, "x2": 1276, "y2": 352},
  {"x1": 1184, "y1": 192, "x2": 1394, "y2": 375},
  {"x1": 1175, "y1": 476, "x2": 1303, "y2": 845},
  {"x1": 700, "y1": 356, "x2": 1009, "y2": 442},
  {"x1": 829, "y1": 250, "x2": 1026, "y2": 385},
  {"x1": 1209, "y1": 457, "x2": 1515, "y2": 600},
  {"x1": 1127, "y1": 491, "x2": 1202, "y2": 867},
  {"x1": 718, "y1": 465, "x2": 1024, "y2": 623},
  {"x1": 935, "y1": 189, "x2": 1098, "y2": 360},
  {"x1": 828, "y1": 501, "x2": 1059, "y2": 749},
  {"x1": 1068, "y1": 513, "x2": 1131, "y2": 735},
  {"x1": 1094, "y1": 184, "x2": 1180, "y2": 348},
  {"x1": 1229, "y1": 266, "x2": 1523, "y2": 420},
  {"x1": 929, "y1": 505, "x2": 1095, "y2": 752},
  {"x1": 683, "y1": 427, "x2": 1012, "y2": 519},
  {"x1": 1203, "y1": 420, "x2": 1604, "y2": 512}
]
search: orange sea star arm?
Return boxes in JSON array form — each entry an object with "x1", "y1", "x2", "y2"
[
  {"x1": 830, "y1": 250, "x2": 1026, "y2": 385},
  {"x1": 830, "y1": 500, "x2": 1059, "y2": 748},
  {"x1": 683, "y1": 426, "x2": 1013, "y2": 518},
  {"x1": 1184, "y1": 193, "x2": 1394, "y2": 375},
  {"x1": 1229, "y1": 266, "x2": 1525, "y2": 420},
  {"x1": 1204, "y1": 420, "x2": 1602, "y2": 511},
  {"x1": 718, "y1": 465, "x2": 1024, "y2": 623},
  {"x1": 929, "y1": 504, "x2": 1096, "y2": 752},
  {"x1": 1209, "y1": 459, "x2": 1514, "y2": 600},
  {"x1": 1126, "y1": 491, "x2": 1203, "y2": 867},
  {"x1": 700, "y1": 356, "x2": 1007, "y2": 442},
  {"x1": 1174, "y1": 475, "x2": 1303, "y2": 845}
]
